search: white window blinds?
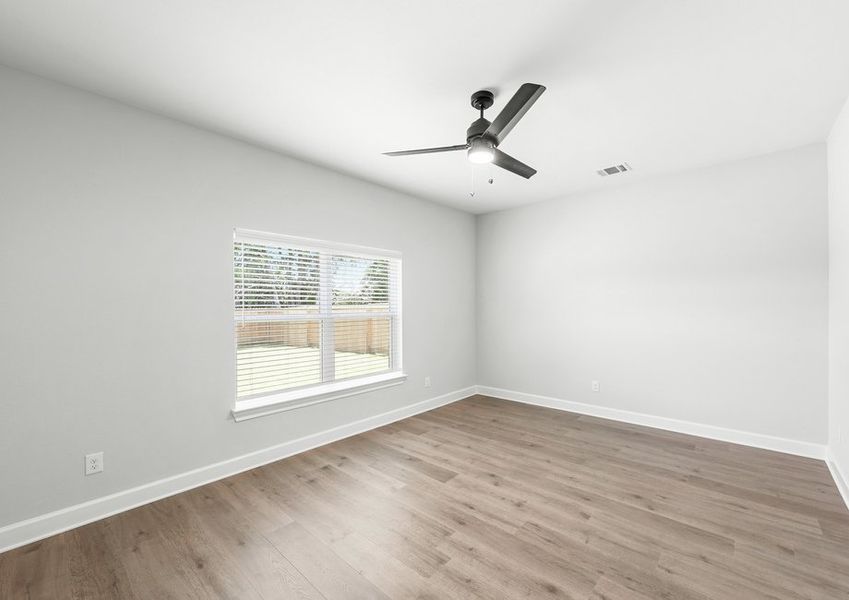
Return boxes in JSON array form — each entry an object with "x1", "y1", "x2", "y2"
[{"x1": 234, "y1": 229, "x2": 402, "y2": 402}]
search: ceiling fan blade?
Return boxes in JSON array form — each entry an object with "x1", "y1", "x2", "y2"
[
  {"x1": 483, "y1": 83, "x2": 546, "y2": 144},
  {"x1": 492, "y1": 149, "x2": 537, "y2": 179},
  {"x1": 383, "y1": 144, "x2": 469, "y2": 157}
]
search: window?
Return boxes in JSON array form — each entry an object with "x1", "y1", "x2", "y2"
[{"x1": 232, "y1": 229, "x2": 404, "y2": 420}]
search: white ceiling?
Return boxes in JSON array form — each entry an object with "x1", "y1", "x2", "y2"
[{"x1": 1, "y1": 1, "x2": 849, "y2": 213}]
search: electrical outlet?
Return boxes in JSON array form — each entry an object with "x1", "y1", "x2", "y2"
[
  {"x1": 424, "y1": 376, "x2": 432, "y2": 388},
  {"x1": 591, "y1": 380, "x2": 600, "y2": 393},
  {"x1": 85, "y1": 452, "x2": 104, "y2": 476}
]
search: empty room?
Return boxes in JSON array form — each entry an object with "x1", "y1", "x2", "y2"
[{"x1": 2, "y1": 1, "x2": 849, "y2": 598}]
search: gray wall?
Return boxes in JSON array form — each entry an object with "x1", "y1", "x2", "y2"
[
  {"x1": 829, "y1": 96, "x2": 849, "y2": 475},
  {"x1": 477, "y1": 144, "x2": 829, "y2": 443},
  {"x1": 0, "y1": 66, "x2": 477, "y2": 527}
]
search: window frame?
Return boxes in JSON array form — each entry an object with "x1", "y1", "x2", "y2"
[{"x1": 231, "y1": 228, "x2": 405, "y2": 422}]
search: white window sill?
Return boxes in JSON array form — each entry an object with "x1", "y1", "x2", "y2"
[{"x1": 231, "y1": 372, "x2": 408, "y2": 422}]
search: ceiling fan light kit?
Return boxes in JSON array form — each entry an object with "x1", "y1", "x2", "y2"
[
  {"x1": 383, "y1": 83, "x2": 546, "y2": 180},
  {"x1": 467, "y1": 137, "x2": 495, "y2": 164}
]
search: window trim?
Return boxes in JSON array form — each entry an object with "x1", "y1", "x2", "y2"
[
  {"x1": 231, "y1": 229, "x2": 405, "y2": 421},
  {"x1": 231, "y1": 371, "x2": 408, "y2": 422}
]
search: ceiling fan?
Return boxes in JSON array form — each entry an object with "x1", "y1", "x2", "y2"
[{"x1": 383, "y1": 83, "x2": 546, "y2": 179}]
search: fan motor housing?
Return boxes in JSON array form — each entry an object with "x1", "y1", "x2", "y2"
[{"x1": 466, "y1": 117, "x2": 491, "y2": 142}]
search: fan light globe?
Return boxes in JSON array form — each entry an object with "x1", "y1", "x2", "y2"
[{"x1": 467, "y1": 138, "x2": 495, "y2": 164}]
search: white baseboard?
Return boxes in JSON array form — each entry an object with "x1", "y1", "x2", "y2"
[
  {"x1": 475, "y1": 385, "x2": 827, "y2": 460},
  {"x1": 826, "y1": 450, "x2": 849, "y2": 511},
  {"x1": 0, "y1": 386, "x2": 475, "y2": 554}
]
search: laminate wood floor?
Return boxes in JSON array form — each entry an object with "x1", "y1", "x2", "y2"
[{"x1": 2, "y1": 395, "x2": 848, "y2": 599}]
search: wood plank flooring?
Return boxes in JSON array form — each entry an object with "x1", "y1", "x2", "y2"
[{"x1": 2, "y1": 395, "x2": 848, "y2": 599}]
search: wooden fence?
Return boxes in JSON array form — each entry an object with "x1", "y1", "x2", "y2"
[{"x1": 236, "y1": 311, "x2": 390, "y2": 355}]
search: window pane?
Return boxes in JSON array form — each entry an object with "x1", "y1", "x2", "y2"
[
  {"x1": 235, "y1": 242, "x2": 320, "y2": 314},
  {"x1": 236, "y1": 319, "x2": 321, "y2": 397},
  {"x1": 333, "y1": 317, "x2": 391, "y2": 380},
  {"x1": 331, "y1": 254, "x2": 390, "y2": 313}
]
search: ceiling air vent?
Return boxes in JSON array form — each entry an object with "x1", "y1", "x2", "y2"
[{"x1": 596, "y1": 163, "x2": 632, "y2": 177}]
